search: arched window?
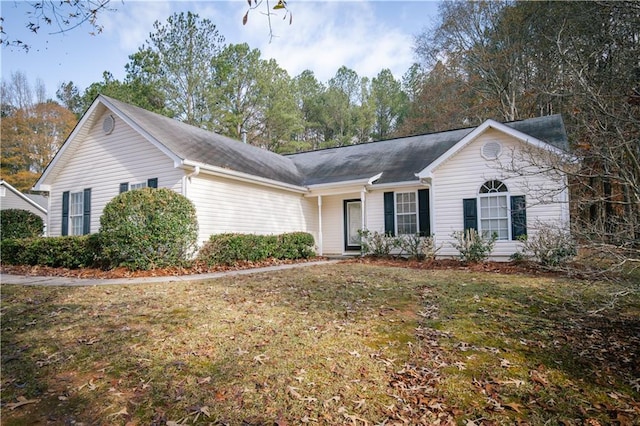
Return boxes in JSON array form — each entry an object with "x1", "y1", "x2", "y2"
[{"x1": 479, "y1": 180, "x2": 509, "y2": 240}]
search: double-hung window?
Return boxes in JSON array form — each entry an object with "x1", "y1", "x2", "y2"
[
  {"x1": 396, "y1": 192, "x2": 418, "y2": 235},
  {"x1": 479, "y1": 180, "x2": 509, "y2": 240},
  {"x1": 69, "y1": 191, "x2": 84, "y2": 236},
  {"x1": 463, "y1": 180, "x2": 527, "y2": 241}
]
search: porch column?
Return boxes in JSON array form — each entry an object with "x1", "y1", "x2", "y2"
[
  {"x1": 360, "y1": 188, "x2": 366, "y2": 231},
  {"x1": 317, "y1": 196, "x2": 323, "y2": 256}
]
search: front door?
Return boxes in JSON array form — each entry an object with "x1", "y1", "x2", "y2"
[{"x1": 344, "y1": 200, "x2": 362, "y2": 251}]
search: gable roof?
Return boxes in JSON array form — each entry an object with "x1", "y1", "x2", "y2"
[
  {"x1": 287, "y1": 115, "x2": 569, "y2": 186},
  {"x1": 35, "y1": 94, "x2": 569, "y2": 191},
  {"x1": 1, "y1": 180, "x2": 47, "y2": 214},
  {"x1": 100, "y1": 96, "x2": 305, "y2": 186}
]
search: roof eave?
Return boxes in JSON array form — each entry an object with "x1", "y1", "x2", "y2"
[
  {"x1": 417, "y1": 118, "x2": 572, "y2": 180},
  {"x1": 181, "y1": 160, "x2": 308, "y2": 194}
]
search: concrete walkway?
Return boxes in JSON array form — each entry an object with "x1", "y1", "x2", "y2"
[{"x1": 0, "y1": 259, "x2": 342, "y2": 287}]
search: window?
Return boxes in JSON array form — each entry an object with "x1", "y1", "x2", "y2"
[
  {"x1": 120, "y1": 178, "x2": 158, "y2": 193},
  {"x1": 129, "y1": 181, "x2": 147, "y2": 190},
  {"x1": 396, "y1": 192, "x2": 417, "y2": 235},
  {"x1": 479, "y1": 180, "x2": 509, "y2": 240},
  {"x1": 463, "y1": 181, "x2": 526, "y2": 241},
  {"x1": 69, "y1": 191, "x2": 84, "y2": 236}
]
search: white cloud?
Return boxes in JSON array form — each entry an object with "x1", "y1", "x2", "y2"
[
  {"x1": 242, "y1": 1, "x2": 415, "y2": 83},
  {"x1": 102, "y1": 0, "x2": 174, "y2": 51}
]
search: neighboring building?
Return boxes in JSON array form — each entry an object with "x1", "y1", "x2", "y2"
[
  {"x1": 33, "y1": 95, "x2": 572, "y2": 259},
  {"x1": 1, "y1": 180, "x2": 48, "y2": 235}
]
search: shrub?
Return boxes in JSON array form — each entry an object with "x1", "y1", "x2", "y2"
[
  {"x1": 358, "y1": 229, "x2": 400, "y2": 257},
  {"x1": 397, "y1": 233, "x2": 440, "y2": 261},
  {"x1": 519, "y1": 225, "x2": 576, "y2": 267},
  {"x1": 275, "y1": 232, "x2": 316, "y2": 259},
  {"x1": 197, "y1": 232, "x2": 315, "y2": 266},
  {"x1": 450, "y1": 229, "x2": 496, "y2": 263},
  {"x1": 1, "y1": 209, "x2": 44, "y2": 240},
  {"x1": 0, "y1": 235, "x2": 99, "y2": 268},
  {"x1": 99, "y1": 188, "x2": 199, "y2": 270}
]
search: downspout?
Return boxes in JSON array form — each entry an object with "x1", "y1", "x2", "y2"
[
  {"x1": 317, "y1": 196, "x2": 323, "y2": 256},
  {"x1": 183, "y1": 165, "x2": 201, "y2": 198}
]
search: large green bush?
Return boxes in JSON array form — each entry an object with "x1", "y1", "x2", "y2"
[
  {"x1": 1, "y1": 209, "x2": 44, "y2": 240},
  {"x1": 0, "y1": 235, "x2": 99, "y2": 268},
  {"x1": 197, "y1": 232, "x2": 315, "y2": 266},
  {"x1": 99, "y1": 188, "x2": 199, "y2": 270}
]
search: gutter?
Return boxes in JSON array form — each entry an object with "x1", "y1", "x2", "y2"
[{"x1": 180, "y1": 159, "x2": 308, "y2": 194}]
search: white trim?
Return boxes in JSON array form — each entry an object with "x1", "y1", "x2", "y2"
[
  {"x1": 417, "y1": 119, "x2": 571, "y2": 180},
  {"x1": 306, "y1": 173, "x2": 383, "y2": 196},
  {"x1": 369, "y1": 180, "x2": 427, "y2": 190},
  {"x1": 180, "y1": 160, "x2": 308, "y2": 194},
  {"x1": 395, "y1": 190, "x2": 418, "y2": 236},
  {"x1": 0, "y1": 180, "x2": 48, "y2": 214},
  {"x1": 317, "y1": 196, "x2": 323, "y2": 256}
]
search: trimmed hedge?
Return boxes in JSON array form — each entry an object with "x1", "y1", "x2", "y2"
[
  {"x1": 197, "y1": 232, "x2": 315, "y2": 266},
  {"x1": 1, "y1": 209, "x2": 44, "y2": 240},
  {"x1": 99, "y1": 188, "x2": 199, "y2": 270},
  {"x1": 0, "y1": 235, "x2": 100, "y2": 269}
]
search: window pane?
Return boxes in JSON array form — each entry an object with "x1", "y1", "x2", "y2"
[
  {"x1": 396, "y1": 192, "x2": 418, "y2": 235},
  {"x1": 69, "y1": 191, "x2": 84, "y2": 236},
  {"x1": 479, "y1": 194, "x2": 508, "y2": 240}
]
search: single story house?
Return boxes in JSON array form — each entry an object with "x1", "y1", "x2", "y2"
[
  {"x1": 33, "y1": 95, "x2": 571, "y2": 259},
  {"x1": 1, "y1": 180, "x2": 48, "y2": 235}
]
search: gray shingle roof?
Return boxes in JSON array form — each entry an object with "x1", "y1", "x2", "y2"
[
  {"x1": 102, "y1": 96, "x2": 305, "y2": 186},
  {"x1": 102, "y1": 96, "x2": 568, "y2": 188},
  {"x1": 287, "y1": 115, "x2": 569, "y2": 185}
]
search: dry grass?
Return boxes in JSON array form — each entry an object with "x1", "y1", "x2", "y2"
[{"x1": 1, "y1": 262, "x2": 638, "y2": 425}]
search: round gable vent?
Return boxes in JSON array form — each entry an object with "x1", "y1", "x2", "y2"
[
  {"x1": 481, "y1": 141, "x2": 502, "y2": 160},
  {"x1": 103, "y1": 115, "x2": 115, "y2": 135}
]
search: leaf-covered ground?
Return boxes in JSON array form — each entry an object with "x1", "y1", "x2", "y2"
[{"x1": 1, "y1": 262, "x2": 638, "y2": 425}]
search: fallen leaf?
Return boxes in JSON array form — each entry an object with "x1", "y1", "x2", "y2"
[
  {"x1": 253, "y1": 353, "x2": 269, "y2": 364},
  {"x1": 505, "y1": 401, "x2": 524, "y2": 413},
  {"x1": 108, "y1": 407, "x2": 129, "y2": 417},
  {"x1": 287, "y1": 386, "x2": 303, "y2": 400},
  {"x1": 7, "y1": 396, "x2": 39, "y2": 410}
]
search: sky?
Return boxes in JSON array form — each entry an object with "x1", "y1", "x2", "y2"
[{"x1": 1, "y1": 0, "x2": 441, "y2": 100}]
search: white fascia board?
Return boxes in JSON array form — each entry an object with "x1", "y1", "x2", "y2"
[
  {"x1": 369, "y1": 180, "x2": 429, "y2": 190},
  {"x1": 305, "y1": 173, "x2": 383, "y2": 197},
  {"x1": 99, "y1": 96, "x2": 184, "y2": 165},
  {"x1": 33, "y1": 97, "x2": 104, "y2": 190},
  {"x1": 180, "y1": 160, "x2": 309, "y2": 194},
  {"x1": 2, "y1": 180, "x2": 48, "y2": 214},
  {"x1": 417, "y1": 119, "x2": 573, "y2": 180}
]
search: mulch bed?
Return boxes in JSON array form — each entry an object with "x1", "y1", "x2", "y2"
[{"x1": 0, "y1": 256, "x2": 560, "y2": 279}]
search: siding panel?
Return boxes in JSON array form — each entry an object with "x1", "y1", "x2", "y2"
[
  {"x1": 432, "y1": 129, "x2": 568, "y2": 259},
  {"x1": 48, "y1": 111, "x2": 184, "y2": 236}
]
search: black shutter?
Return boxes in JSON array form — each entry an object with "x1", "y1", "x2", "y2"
[
  {"x1": 463, "y1": 198, "x2": 478, "y2": 231},
  {"x1": 384, "y1": 192, "x2": 395, "y2": 236},
  {"x1": 147, "y1": 178, "x2": 158, "y2": 188},
  {"x1": 119, "y1": 182, "x2": 129, "y2": 193},
  {"x1": 83, "y1": 188, "x2": 91, "y2": 235},
  {"x1": 511, "y1": 195, "x2": 527, "y2": 240},
  {"x1": 418, "y1": 189, "x2": 430, "y2": 236},
  {"x1": 61, "y1": 191, "x2": 69, "y2": 236}
]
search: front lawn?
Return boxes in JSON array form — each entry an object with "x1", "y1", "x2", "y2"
[{"x1": 1, "y1": 263, "x2": 638, "y2": 425}]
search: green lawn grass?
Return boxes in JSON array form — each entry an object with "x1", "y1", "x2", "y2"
[{"x1": 1, "y1": 263, "x2": 638, "y2": 425}]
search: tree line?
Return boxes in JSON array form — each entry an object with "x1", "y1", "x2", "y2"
[{"x1": 2, "y1": 1, "x2": 638, "y2": 260}]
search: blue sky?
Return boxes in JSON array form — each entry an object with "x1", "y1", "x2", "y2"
[{"x1": 1, "y1": 0, "x2": 440, "y2": 100}]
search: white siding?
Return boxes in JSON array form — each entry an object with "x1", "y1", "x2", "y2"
[
  {"x1": 188, "y1": 173, "x2": 317, "y2": 247},
  {"x1": 319, "y1": 194, "x2": 355, "y2": 254},
  {"x1": 47, "y1": 111, "x2": 184, "y2": 236},
  {"x1": 0, "y1": 188, "x2": 47, "y2": 221},
  {"x1": 432, "y1": 128, "x2": 569, "y2": 259}
]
